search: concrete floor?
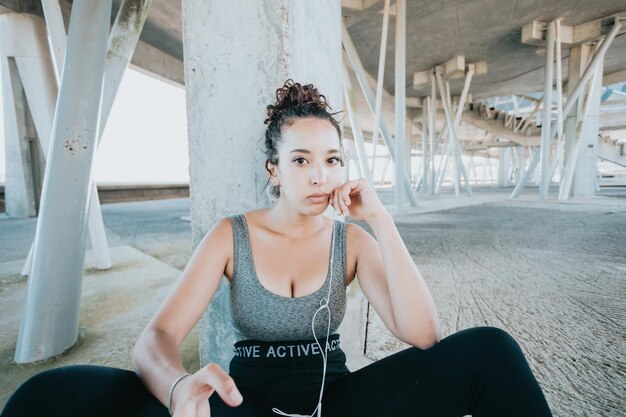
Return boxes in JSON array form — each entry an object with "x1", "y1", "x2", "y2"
[{"x1": 1, "y1": 187, "x2": 625, "y2": 416}]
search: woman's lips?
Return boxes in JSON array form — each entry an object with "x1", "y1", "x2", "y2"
[{"x1": 307, "y1": 194, "x2": 329, "y2": 203}]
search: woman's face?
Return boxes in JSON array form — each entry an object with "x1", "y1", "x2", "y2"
[{"x1": 269, "y1": 117, "x2": 345, "y2": 215}]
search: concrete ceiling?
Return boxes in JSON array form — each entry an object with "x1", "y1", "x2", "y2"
[
  {"x1": 121, "y1": 0, "x2": 182, "y2": 61},
  {"x1": 348, "y1": 0, "x2": 626, "y2": 98},
  {"x1": 2, "y1": 0, "x2": 626, "y2": 99}
]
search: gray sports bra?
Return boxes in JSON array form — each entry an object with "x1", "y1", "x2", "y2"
[{"x1": 228, "y1": 214, "x2": 347, "y2": 342}]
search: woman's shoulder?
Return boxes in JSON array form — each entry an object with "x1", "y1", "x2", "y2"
[
  {"x1": 219, "y1": 209, "x2": 265, "y2": 227},
  {"x1": 345, "y1": 221, "x2": 375, "y2": 258},
  {"x1": 239, "y1": 208, "x2": 268, "y2": 220},
  {"x1": 237, "y1": 208, "x2": 274, "y2": 230},
  {"x1": 345, "y1": 221, "x2": 369, "y2": 241}
]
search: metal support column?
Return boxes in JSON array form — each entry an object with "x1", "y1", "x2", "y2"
[
  {"x1": 41, "y1": 0, "x2": 66, "y2": 85},
  {"x1": 434, "y1": 64, "x2": 474, "y2": 195},
  {"x1": 342, "y1": 65, "x2": 375, "y2": 186},
  {"x1": 342, "y1": 26, "x2": 418, "y2": 206},
  {"x1": 445, "y1": 82, "x2": 460, "y2": 196},
  {"x1": 371, "y1": 0, "x2": 390, "y2": 188},
  {"x1": 90, "y1": 0, "x2": 152, "y2": 267},
  {"x1": 554, "y1": 18, "x2": 565, "y2": 177},
  {"x1": 435, "y1": 69, "x2": 472, "y2": 196},
  {"x1": 559, "y1": 57, "x2": 602, "y2": 200},
  {"x1": 394, "y1": 0, "x2": 406, "y2": 209},
  {"x1": 558, "y1": 22, "x2": 621, "y2": 199},
  {"x1": 552, "y1": 21, "x2": 622, "y2": 140},
  {"x1": 498, "y1": 147, "x2": 508, "y2": 187},
  {"x1": 539, "y1": 21, "x2": 555, "y2": 200},
  {"x1": 511, "y1": 147, "x2": 540, "y2": 198},
  {"x1": 23, "y1": 0, "x2": 153, "y2": 275},
  {"x1": 429, "y1": 75, "x2": 436, "y2": 195},
  {"x1": 562, "y1": 44, "x2": 591, "y2": 196},
  {"x1": 421, "y1": 98, "x2": 428, "y2": 191},
  {"x1": 15, "y1": 0, "x2": 112, "y2": 363},
  {"x1": 511, "y1": 22, "x2": 619, "y2": 198}
]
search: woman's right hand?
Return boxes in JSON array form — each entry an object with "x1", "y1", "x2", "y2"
[{"x1": 171, "y1": 363, "x2": 243, "y2": 416}]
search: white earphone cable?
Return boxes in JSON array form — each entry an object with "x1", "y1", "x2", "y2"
[{"x1": 272, "y1": 208, "x2": 338, "y2": 417}]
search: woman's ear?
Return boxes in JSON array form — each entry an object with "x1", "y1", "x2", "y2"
[{"x1": 265, "y1": 160, "x2": 279, "y2": 183}]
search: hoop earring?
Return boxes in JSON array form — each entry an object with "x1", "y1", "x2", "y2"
[{"x1": 266, "y1": 183, "x2": 281, "y2": 202}]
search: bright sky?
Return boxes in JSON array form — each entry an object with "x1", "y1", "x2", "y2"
[{"x1": 0, "y1": 67, "x2": 189, "y2": 184}]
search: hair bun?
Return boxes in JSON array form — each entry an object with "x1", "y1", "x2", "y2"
[{"x1": 264, "y1": 79, "x2": 331, "y2": 125}]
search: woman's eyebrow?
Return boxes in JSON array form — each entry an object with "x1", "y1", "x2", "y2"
[{"x1": 289, "y1": 149, "x2": 341, "y2": 154}]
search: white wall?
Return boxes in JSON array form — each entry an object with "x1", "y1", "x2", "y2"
[
  {"x1": 0, "y1": 67, "x2": 189, "y2": 185},
  {"x1": 94, "y1": 68, "x2": 189, "y2": 184}
]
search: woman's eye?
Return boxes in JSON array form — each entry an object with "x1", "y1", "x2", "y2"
[
  {"x1": 292, "y1": 157, "x2": 344, "y2": 166},
  {"x1": 329, "y1": 157, "x2": 344, "y2": 165}
]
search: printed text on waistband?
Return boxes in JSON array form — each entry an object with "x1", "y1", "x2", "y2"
[{"x1": 233, "y1": 339, "x2": 341, "y2": 359}]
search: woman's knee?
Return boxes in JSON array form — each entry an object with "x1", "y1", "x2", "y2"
[
  {"x1": 8, "y1": 365, "x2": 85, "y2": 398},
  {"x1": 460, "y1": 326, "x2": 529, "y2": 367},
  {"x1": 2, "y1": 366, "x2": 85, "y2": 416},
  {"x1": 466, "y1": 326, "x2": 518, "y2": 344},
  {"x1": 2, "y1": 365, "x2": 151, "y2": 417},
  {"x1": 449, "y1": 326, "x2": 523, "y2": 356}
]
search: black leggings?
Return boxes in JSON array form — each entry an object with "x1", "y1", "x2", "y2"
[{"x1": 1, "y1": 327, "x2": 553, "y2": 417}]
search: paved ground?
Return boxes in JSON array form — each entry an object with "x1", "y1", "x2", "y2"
[{"x1": 1, "y1": 186, "x2": 625, "y2": 416}]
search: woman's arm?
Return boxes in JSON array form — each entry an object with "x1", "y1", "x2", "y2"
[
  {"x1": 132, "y1": 217, "x2": 242, "y2": 413},
  {"x1": 331, "y1": 179, "x2": 441, "y2": 350},
  {"x1": 357, "y1": 210, "x2": 442, "y2": 349}
]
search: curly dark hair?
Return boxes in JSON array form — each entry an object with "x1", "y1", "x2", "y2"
[{"x1": 261, "y1": 79, "x2": 344, "y2": 199}]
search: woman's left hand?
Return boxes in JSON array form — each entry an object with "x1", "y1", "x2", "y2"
[{"x1": 328, "y1": 178, "x2": 388, "y2": 223}]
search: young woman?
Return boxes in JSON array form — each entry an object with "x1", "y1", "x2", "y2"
[{"x1": 2, "y1": 80, "x2": 553, "y2": 417}]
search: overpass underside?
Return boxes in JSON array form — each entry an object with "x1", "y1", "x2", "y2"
[{"x1": 0, "y1": 0, "x2": 624, "y2": 381}]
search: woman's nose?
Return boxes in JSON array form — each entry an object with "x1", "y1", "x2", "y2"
[{"x1": 310, "y1": 165, "x2": 327, "y2": 185}]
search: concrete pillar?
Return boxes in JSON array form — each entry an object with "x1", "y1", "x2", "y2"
[
  {"x1": 573, "y1": 55, "x2": 603, "y2": 197},
  {"x1": 14, "y1": 1, "x2": 111, "y2": 363},
  {"x1": 182, "y1": 0, "x2": 342, "y2": 369},
  {"x1": 0, "y1": 14, "x2": 57, "y2": 218}
]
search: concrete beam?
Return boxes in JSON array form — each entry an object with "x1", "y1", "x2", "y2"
[
  {"x1": 465, "y1": 141, "x2": 521, "y2": 151},
  {"x1": 600, "y1": 112, "x2": 626, "y2": 130},
  {"x1": 413, "y1": 60, "x2": 487, "y2": 88},
  {"x1": 0, "y1": 0, "x2": 42, "y2": 15},
  {"x1": 522, "y1": 11, "x2": 626, "y2": 47},
  {"x1": 462, "y1": 111, "x2": 540, "y2": 147},
  {"x1": 342, "y1": 0, "x2": 396, "y2": 29},
  {"x1": 603, "y1": 69, "x2": 626, "y2": 86},
  {"x1": 444, "y1": 55, "x2": 465, "y2": 80},
  {"x1": 342, "y1": 0, "x2": 392, "y2": 11},
  {"x1": 130, "y1": 38, "x2": 184, "y2": 87},
  {"x1": 597, "y1": 141, "x2": 626, "y2": 166}
]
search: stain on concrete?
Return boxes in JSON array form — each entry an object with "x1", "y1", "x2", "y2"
[{"x1": 64, "y1": 138, "x2": 81, "y2": 156}]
